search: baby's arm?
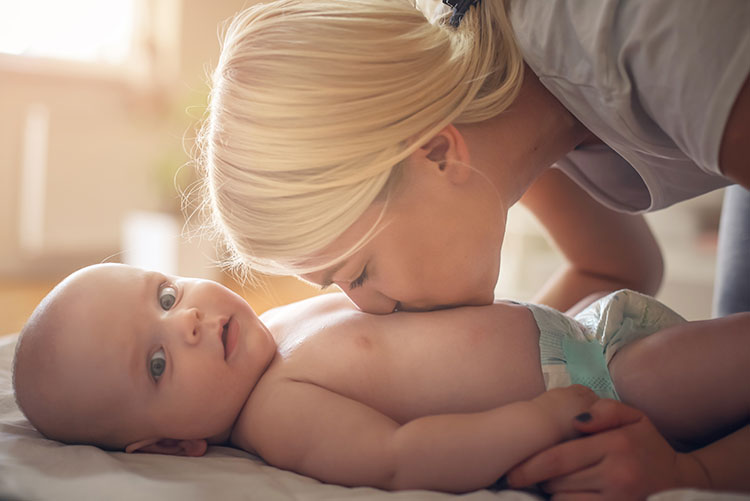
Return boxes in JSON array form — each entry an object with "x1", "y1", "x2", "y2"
[{"x1": 237, "y1": 382, "x2": 597, "y2": 492}]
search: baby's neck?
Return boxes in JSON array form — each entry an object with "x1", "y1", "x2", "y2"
[{"x1": 224, "y1": 348, "x2": 282, "y2": 445}]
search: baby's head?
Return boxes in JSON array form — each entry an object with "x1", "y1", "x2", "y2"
[{"x1": 13, "y1": 263, "x2": 276, "y2": 456}]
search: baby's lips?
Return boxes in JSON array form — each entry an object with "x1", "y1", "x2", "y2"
[{"x1": 222, "y1": 316, "x2": 240, "y2": 361}]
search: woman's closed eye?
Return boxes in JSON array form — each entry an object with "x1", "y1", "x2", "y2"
[
  {"x1": 149, "y1": 348, "x2": 167, "y2": 382},
  {"x1": 159, "y1": 285, "x2": 177, "y2": 310},
  {"x1": 349, "y1": 266, "x2": 368, "y2": 290}
]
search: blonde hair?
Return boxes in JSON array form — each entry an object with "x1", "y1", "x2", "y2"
[{"x1": 197, "y1": 0, "x2": 523, "y2": 276}]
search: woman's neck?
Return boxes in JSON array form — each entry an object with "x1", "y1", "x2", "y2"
[{"x1": 457, "y1": 64, "x2": 593, "y2": 206}]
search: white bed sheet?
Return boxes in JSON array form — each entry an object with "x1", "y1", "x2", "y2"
[{"x1": 0, "y1": 334, "x2": 746, "y2": 501}]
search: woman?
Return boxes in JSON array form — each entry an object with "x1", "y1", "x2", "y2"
[{"x1": 197, "y1": 0, "x2": 750, "y2": 496}]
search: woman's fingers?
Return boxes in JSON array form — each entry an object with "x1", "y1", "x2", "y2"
[
  {"x1": 551, "y1": 493, "x2": 602, "y2": 501},
  {"x1": 541, "y1": 457, "x2": 606, "y2": 493},
  {"x1": 572, "y1": 399, "x2": 645, "y2": 435},
  {"x1": 506, "y1": 432, "x2": 604, "y2": 488},
  {"x1": 506, "y1": 400, "x2": 644, "y2": 488}
]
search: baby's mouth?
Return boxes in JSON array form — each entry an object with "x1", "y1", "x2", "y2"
[
  {"x1": 220, "y1": 316, "x2": 240, "y2": 361},
  {"x1": 221, "y1": 320, "x2": 230, "y2": 358}
]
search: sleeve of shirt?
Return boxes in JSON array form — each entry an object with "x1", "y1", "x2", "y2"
[{"x1": 619, "y1": 0, "x2": 750, "y2": 175}]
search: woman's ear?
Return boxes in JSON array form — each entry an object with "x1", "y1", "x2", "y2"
[
  {"x1": 125, "y1": 437, "x2": 208, "y2": 457},
  {"x1": 419, "y1": 124, "x2": 472, "y2": 184}
]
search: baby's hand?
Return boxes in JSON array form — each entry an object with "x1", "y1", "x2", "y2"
[{"x1": 531, "y1": 385, "x2": 599, "y2": 441}]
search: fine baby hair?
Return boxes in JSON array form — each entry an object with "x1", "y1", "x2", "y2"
[{"x1": 197, "y1": 0, "x2": 523, "y2": 276}]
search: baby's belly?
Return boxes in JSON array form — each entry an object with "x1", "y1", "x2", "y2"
[{"x1": 357, "y1": 346, "x2": 546, "y2": 423}]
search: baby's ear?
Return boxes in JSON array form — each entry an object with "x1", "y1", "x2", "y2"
[{"x1": 125, "y1": 437, "x2": 207, "y2": 457}]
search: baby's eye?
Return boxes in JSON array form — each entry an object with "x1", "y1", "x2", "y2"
[
  {"x1": 149, "y1": 348, "x2": 166, "y2": 382},
  {"x1": 159, "y1": 286, "x2": 177, "y2": 310}
]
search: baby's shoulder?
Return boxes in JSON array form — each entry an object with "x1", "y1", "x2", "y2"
[
  {"x1": 229, "y1": 368, "x2": 334, "y2": 462},
  {"x1": 261, "y1": 292, "x2": 354, "y2": 322}
]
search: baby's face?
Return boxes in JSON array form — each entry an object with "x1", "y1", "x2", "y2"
[{"x1": 55, "y1": 263, "x2": 276, "y2": 448}]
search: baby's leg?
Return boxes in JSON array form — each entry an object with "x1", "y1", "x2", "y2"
[{"x1": 608, "y1": 312, "x2": 750, "y2": 446}]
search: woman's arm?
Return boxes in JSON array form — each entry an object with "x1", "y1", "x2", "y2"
[
  {"x1": 720, "y1": 74, "x2": 750, "y2": 189},
  {"x1": 238, "y1": 383, "x2": 597, "y2": 493},
  {"x1": 519, "y1": 168, "x2": 663, "y2": 311}
]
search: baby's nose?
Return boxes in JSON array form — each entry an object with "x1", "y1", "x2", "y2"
[{"x1": 177, "y1": 307, "x2": 203, "y2": 344}]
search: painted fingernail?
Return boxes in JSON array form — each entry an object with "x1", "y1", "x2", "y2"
[{"x1": 575, "y1": 412, "x2": 592, "y2": 422}]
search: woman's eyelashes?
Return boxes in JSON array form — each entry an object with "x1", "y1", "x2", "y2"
[
  {"x1": 149, "y1": 348, "x2": 167, "y2": 382},
  {"x1": 349, "y1": 266, "x2": 368, "y2": 290},
  {"x1": 159, "y1": 285, "x2": 177, "y2": 310},
  {"x1": 317, "y1": 265, "x2": 369, "y2": 291}
]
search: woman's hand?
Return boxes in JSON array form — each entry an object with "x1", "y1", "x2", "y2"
[{"x1": 506, "y1": 399, "x2": 711, "y2": 500}]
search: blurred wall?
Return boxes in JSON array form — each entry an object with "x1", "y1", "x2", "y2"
[{"x1": 0, "y1": 0, "x2": 250, "y2": 280}]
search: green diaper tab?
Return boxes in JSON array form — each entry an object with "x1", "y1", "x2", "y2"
[{"x1": 562, "y1": 338, "x2": 619, "y2": 400}]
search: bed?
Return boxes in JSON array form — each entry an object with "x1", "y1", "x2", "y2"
[{"x1": 0, "y1": 334, "x2": 745, "y2": 501}]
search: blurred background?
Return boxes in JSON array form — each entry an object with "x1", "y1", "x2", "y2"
[{"x1": 0, "y1": 0, "x2": 724, "y2": 336}]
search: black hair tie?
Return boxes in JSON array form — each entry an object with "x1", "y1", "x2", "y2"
[{"x1": 442, "y1": 0, "x2": 481, "y2": 28}]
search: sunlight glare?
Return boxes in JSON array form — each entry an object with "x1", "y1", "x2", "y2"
[{"x1": 0, "y1": 0, "x2": 135, "y2": 63}]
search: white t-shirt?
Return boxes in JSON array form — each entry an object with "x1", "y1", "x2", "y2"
[{"x1": 508, "y1": 0, "x2": 750, "y2": 212}]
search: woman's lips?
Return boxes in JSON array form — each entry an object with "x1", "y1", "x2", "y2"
[{"x1": 222, "y1": 317, "x2": 239, "y2": 360}]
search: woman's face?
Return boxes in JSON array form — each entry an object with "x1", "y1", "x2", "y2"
[{"x1": 301, "y1": 154, "x2": 508, "y2": 313}]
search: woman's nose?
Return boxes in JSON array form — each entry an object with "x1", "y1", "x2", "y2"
[{"x1": 341, "y1": 284, "x2": 398, "y2": 314}]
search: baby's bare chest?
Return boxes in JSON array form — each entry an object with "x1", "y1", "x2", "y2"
[{"x1": 269, "y1": 307, "x2": 546, "y2": 423}]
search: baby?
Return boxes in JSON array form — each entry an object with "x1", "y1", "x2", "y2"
[{"x1": 12, "y1": 264, "x2": 749, "y2": 492}]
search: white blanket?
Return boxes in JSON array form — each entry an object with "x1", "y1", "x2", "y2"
[{"x1": 0, "y1": 334, "x2": 745, "y2": 500}]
